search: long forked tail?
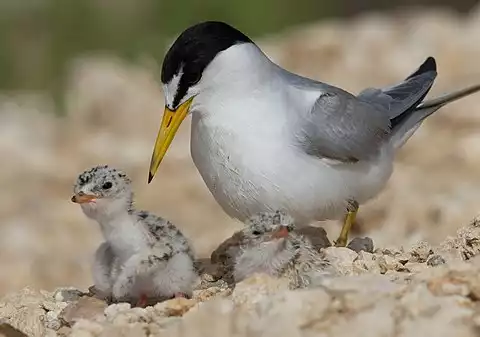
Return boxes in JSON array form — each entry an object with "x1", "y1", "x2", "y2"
[{"x1": 390, "y1": 83, "x2": 480, "y2": 149}]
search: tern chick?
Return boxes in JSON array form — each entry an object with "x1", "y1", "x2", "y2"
[
  {"x1": 72, "y1": 165, "x2": 197, "y2": 307},
  {"x1": 213, "y1": 211, "x2": 334, "y2": 289}
]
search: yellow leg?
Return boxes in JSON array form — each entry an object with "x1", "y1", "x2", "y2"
[{"x1": 335, "y1": 201, "x2": 359, "y2": 247}]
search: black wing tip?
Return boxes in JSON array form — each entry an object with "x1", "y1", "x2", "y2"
[
  {"x1": 406, "y1": 56, "x2": 437, "y2": 80},
  {"x1": 423, "y1": 56, "x2": 437, "y2": 72}
]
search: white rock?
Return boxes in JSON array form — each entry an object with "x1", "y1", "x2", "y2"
[
  {"x1": 409, "y1": 241, "x2": 434, "y2": 263},
  {"x1": 353, "y1": 251, "x2": 381, "y2": 274},
  {"x1": 44, "y1": 310, "x2": 62, "y2": 330},
  {"x1": 322, "y1": 247, "x2": 358, "y2": 275},
  {"x1": 104, "y1": 303, "x2": 132, "y2": 319}
]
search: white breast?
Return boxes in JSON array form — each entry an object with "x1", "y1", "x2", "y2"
[
  {"x1": 101, "y1": 215, "x2": 148, "y2": 262},
  {"x1": 190, "y1": 88, "x2": 394, "y2": 226}
]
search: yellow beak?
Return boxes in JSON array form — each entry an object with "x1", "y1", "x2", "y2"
[{"x1": 148, "y1": 97, "x2": 193, "y2": 183}]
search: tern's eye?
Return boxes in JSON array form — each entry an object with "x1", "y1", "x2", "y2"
[
  {"x1": 102, "y1": 182, "x2": 113, "y2": 190},
  {"x1": 252, "y1": 230, "x2": 262, "y2": 236}
]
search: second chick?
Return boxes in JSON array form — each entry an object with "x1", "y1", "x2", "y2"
[{"x1": 212, "y1": 210, "x2": 335, "y2": 289}]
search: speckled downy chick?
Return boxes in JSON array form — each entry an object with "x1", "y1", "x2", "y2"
[
  {"x1": 71, "y1": 165, "x2": 197, "y2": 307},
  {"x1": 233, "y1": 211, "x2": 334, "y2": 289}
]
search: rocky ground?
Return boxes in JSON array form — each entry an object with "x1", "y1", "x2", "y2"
[{"x1": 2, "y1": 217, "x2": 480, "y2": 337}]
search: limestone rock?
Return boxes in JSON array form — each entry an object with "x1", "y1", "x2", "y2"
[
  {"x1": 357, "y1": 252, "x2": 382, "y2": 275},
  {"x1": 0, "y1": 323, "x2": 29, "y2": 337},
  {"x1": 231, "y1": 273, "x2": 291, "y2": 311},
  {"x1": 409, "y1": 241, "x2": 434, "y2": 263},
  {"x1": 322, "y1": 247, "x2": 358, "y2": 275},
  {"x1": 59, "y1": 297, "x2": 107, "y2": 327},
  {"x1": 154, "y1": 297, "x2": 196, "y2": 317},
  {"x1": 193, "y1": 285, "x2": 232, "y2": 302},
  {"x1": 439, "y1": 217, "x2": 480, "y2": 263},
  {"x1": 377, "y1": 254, "x2": 401, "y2": 273},
  {"x1": 0, "y1": 287, "x2": 48, "y2": 337},
  {"x1": 427, "y1": 254, "x2": 446, "y2": 267}
]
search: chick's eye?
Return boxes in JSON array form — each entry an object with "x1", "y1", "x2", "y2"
[
  {"x1": 102, "y1": 182, "x2": 113, "y2": 189},
  {"x1": 252, "y1": 230, "x2": 262, "y2": 236}
]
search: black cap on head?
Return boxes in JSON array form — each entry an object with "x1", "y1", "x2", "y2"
[{"x1": 161, "y1": 21, "x2": 252, "y2": 108}]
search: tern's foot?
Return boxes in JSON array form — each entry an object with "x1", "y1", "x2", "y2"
[
  {"x1": 334, "y1": 236, "x2": 348, "y2": 247},
  {"x1": 335, "y1": 201, "x2": 359, "y2": 247}
]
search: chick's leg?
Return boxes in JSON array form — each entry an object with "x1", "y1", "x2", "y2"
[
  {"x1": 114, "y1": 253, "x2": 169, "y2": 306},
  {"x1": 112, "y1": 254, "x2": 143, "y2": 303},
  {"x1": 152, "y1": 252, "x2": 196, "y2": 299},
  {"x1": 335, "y1": 200, "x2": 359, "y2": 247},
  {"x1": 134, "y1": 254, "x2": 168, "y2": 307}
]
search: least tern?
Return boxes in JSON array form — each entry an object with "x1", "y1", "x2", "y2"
[
  {"x1": 72, "y1": 165, "x2": 197, "y2": 307},
  {"x1": 148, "y1": 21, "x2": 480, "y2": 246}
]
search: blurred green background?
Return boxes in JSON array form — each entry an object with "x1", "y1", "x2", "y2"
[{"x1": 0, "y1": 0, "x2": 477, "y2": 105}]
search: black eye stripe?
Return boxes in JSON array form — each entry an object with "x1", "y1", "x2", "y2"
[{"x1": 162, "y1": 21, "x2": 252, "y2": 109}]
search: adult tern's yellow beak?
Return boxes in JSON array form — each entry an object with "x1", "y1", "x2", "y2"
[{"x1": 148, "y1": 97, "x2": 193, "y2": 183}]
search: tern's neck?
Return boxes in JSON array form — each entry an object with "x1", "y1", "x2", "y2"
[
  {"x1": 89, "y1": 196, "x2": 133, "y2": 223},
  {"x1": 200, "y1": 43, "x2": 276, "y2": 91},
  {"x1": 96, "y1": 208, "x2": 131, "y2": 237},
  {"x1": 96, "y1": 207, "x2": 148, "y2": 257},
  {"x1": 82, "y1": 196, "x2": 144, "y2": 244}
]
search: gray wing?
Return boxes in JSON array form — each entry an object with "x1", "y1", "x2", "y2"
[
  {"x1": 295, "y1": 57, "x2": 438, "y2": 162},
  {"x1": 296, "y1": 91, "x2": 391, "y2": 162},
  {"x1": 134, "y1": 210, "x2": 195, "y2": 259},
  {"x1": 357, "y1": 57, "x2": 437, "y2": 120}
]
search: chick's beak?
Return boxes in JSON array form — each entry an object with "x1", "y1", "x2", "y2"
[
  {"x1": 148, "y1": 98, "x2": 194, "y2": 183},
  {"x1": 71, "y1": 192, "x2": 97, "y2": 204},
  {"x1": 270, "y1": 226, "x2": 290, "y2": 240}
]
